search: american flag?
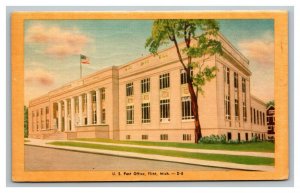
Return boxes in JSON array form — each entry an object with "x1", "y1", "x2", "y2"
[{"x1": 80, "y1": 54, "x2": 90, "y2": 64}]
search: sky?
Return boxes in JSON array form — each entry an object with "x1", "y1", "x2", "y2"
[{"x1": 24, "y1": 19, "x2": 274, "y2": 105}]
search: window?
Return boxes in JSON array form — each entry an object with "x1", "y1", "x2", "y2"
[
  {"x1": 46, "y1": 107, "x2": 49, "y2": 114},
  {"x1": 242, "y1": 78, "x2": 246, "y2": 93},
  {"x1": 126, "y1": 105, "x2": 134, "y2": 124},
  {"x1": 181, "y1": 69, "x2": 193, "y2": 84},
  {"x1": 263, "y1": 113, "x2": 265, "y2": 125},
  {"x1": 260, "y1": 112, "x2": 262, "y2": 125},
  {"x1": 224, "y1": 67, "x2": 230, "y2": 84},
  {"x1": 253, "y1": 109, "x2": 256, "y2": 124},
  {"x1": 92, "y1": 92, "x2": 96, "y2": 103},
  {"x1": 227, "y1": 132, "x2": 232, "y2": 141},
  {"x1": 183, "y1": 134, "x2": 192, "y2": 141},
  {"x1": 160, "y1": 99, "x2": 170, "y2": 122},
  {"x1": 225, "y1": 95, "x2": 231, "y2": 120},
  {"x1": 257, "y1": 111, "x2": 259, "y2": 125},
  {"x1": 141, "y1": 78, "x2": 150, "y2": 93},
  {"x1": 41, "y1": 120, "x2": 44, "y2": 130},
  {"x1": 126, "y1": 82, "x2": 134, "y2": 96},
  {"x1": 46, "y1": 120, "x2": 49, "y2": 129},
  {"x1": 93, "y1": 109, "x2": 97, "y2": 124},
  {"x1": 250, "y1": 107, "x2": 253, "y2": 123},
  {"x1": 36, "y1": 110, "x2": 39, "y2": 117},
  {"x1": 141, "y1": 103, "x2": 150, "y2": 123},
  {"x1": 100, "y1": 88, "x2": 105, "y2": 100},
  {"x1": 160, "y1": 73, "x2": 170, "y2": 89},
  {"x1": 234, "y1": 72, "x2": 238, "y2": 89},
  {"x1": 126, "y1": 135, "x2": 131, "y2": 140},
  {"x1": 245, "y1": 133, "x2": 249, "y2": 141},
  {"x1": 142, "y1": 135, "x2": 148, "y2": 140},
  {"x1": 243, "y1": 102, "x2": 247, "y2": 121},
  {"x1": 235, "y1": 99, "x2": 239, "y2": 119},
  {"x1": 75, "y1": 98, "x2": 79, "y2": 113},
  {"x1": 101, "y1": 109, "x2": 106, "y2": 124},
  {"x1": 41, "y1": 108, "x2": 43, "y2": 115},
  {"x1": 181, "y1": 96, "x2": 194, "y2": 120},
  {"x1": 160, "y1": 134, "x2": 168, "y2": 140},
  {"x1": 238, "y1": 133, "x2": 241, "y2": 142}
]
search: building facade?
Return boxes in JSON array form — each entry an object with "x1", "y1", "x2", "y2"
[{"x1": 28, "y1": 34, "x2": 268, "y2": 143}]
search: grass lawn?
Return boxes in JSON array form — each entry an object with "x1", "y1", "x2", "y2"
[
  {"x1": 49, "y1": 141, "x2": 274, "y2": 166},
  {"x1": 74, "y1": 138, "x2": 274, "y2": 153}
]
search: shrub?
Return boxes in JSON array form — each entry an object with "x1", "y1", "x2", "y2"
[{"x1": 199, "y1": 134, "x2": 227, "y2": 144}]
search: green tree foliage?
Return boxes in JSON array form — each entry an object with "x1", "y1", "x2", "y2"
[
  {"x1": 266, "y1": 100, "x2": 275, "y2": 108},
  {"x1": 146, "y1": 19, "x2": 223, "y2": 143},
  {"x1": 24, "y1": 106, "x2": 28, "y2": 138}
]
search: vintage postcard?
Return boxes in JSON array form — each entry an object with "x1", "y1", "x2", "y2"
[{"x1": 11, "y1": 11, "x2": 288, "y2": 182}]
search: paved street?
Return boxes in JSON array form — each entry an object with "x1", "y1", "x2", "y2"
[{"x1": 25, "y1": 145, "x2": 228, "y2": 171}]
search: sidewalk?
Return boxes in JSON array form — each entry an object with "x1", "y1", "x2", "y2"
[{"x1": 25, "y1": 138, "x2": 274, "y2": 171}]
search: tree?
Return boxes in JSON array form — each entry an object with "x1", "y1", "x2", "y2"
[
  {"x1": 266, "y1": 100, "x2": 275, "y2": 108},
  {"x1": 145, "y1": 19, "x2": 222, "y2": 143},
  {"x1": 24, "y1": 106, "x2": 28, "y2": 138}
]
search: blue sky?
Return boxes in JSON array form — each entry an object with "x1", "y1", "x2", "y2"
[{"x1": 24, "y1": 19, "x2": 274, "y2": 105}]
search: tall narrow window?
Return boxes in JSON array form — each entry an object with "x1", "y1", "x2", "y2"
[
  {"x1": 224, "y1": 67, "x2": 231, "y2": 120},
  {"x1": 46, "y1": 107, "x2": 49, "y2": 114},
  {"x1": 253, "y1": 109, "x2": 256, "y2": 124},
  {"x1": 242, "y1": 78, "x2": 247, "y2": 121},
  {"x1": 226, "y1": 67, "x2": 230, "y2": 84},
  {"x1": 160, "y1": 73, "x2": 170, "y2": 89},
  {"x1": 141, "y1": 103, "x2": 150, "y2": 123},
  {"x1": 92, "y1": 92, "x2": 97, "y2": 124},
  {"x1": 181, "y1": 69, "x2": 193, "y2": 84},
  {"x1": 181, "y1": 96, "x2": 194, "y2": 120},
  {"x1": 234, "y1": 72, "x2": 238, "y2": 89},
  {"x1": 250, "y1": 107, "x2": 253, "y2": 123},
  {"x1": 242, "y1": 78, "x2": 246, "y2": 93},
  {"x1": 260, "y1": 111, "x2": 262, "y2": 125},
  {"x1": 225, "y1": 95, "x2": 231, "y2": 120},
  {"x1": 234, "y1": 72, "x2": 239, "y2": 120},
  {"x1": 141, "y1": 78, "x2": 150, "y2": 93},
  {"x1": 235, "y1": 99, "x2": 239, "y2": 119},
  {"x1": 126, "y1": 82, "x2": 134, "y2": 96},
  {"x1": 100, "y1": 88, "x2": 105, "y2": 100},
  {"x1": 160, "y1": 99, "x2": 170, "y2": 122},
  {"x1": 101, "y1": 109, "x2": 106, "y2": 124},
  {"x1": 126, "y1": 105, "x2": 134, "y2": 124},
  {"x1": 243, "y1": 102, "x2": 247, "y2": 121},
  {"x1": 257, "y1": 110, "x2": 259, "y2": 125}
]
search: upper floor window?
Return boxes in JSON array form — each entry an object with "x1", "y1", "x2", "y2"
[
  {"x1": 234, "y1": 72, "x2": 238, "y2": 88},
  {"x1": 92, "y1": 92, "x2": 96, "y2": 103},
  {"x1": 224, "y1": 67, "x2": 230, "y2": 85},
  {"x1": 160, "y1": 73, "x2": 170, "y2": 89},
  {"x1": 180, "y1": 69, "x2": 193, "y2": 84},
  {"x1": 242, "y1": 78, "x2": 246, "y2": 93},
  {"x1": 141, "y1": 78, "x2": 150, "y2": 93},
  {"x1": 100, "y1": 88, "x2": 105, "y2": 100},
  {"x1": 126, "y1": 82, "x2": 134, "y2": 96},
  {"x1": 46, "y1": 107, "x2": 49, "y2": 114},
  {"x1": 41, "y1": 108, "x2": 43, "y2": 115}
]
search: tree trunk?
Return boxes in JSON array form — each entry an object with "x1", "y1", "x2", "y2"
[{"x1": 187, "y1": 79, "x2": 202, "y2": 143}]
